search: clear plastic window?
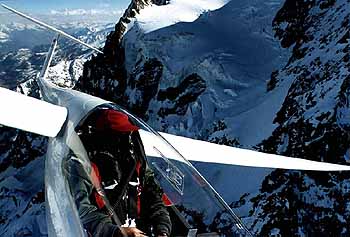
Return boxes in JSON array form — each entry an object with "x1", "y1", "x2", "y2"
[{"x1": 46, "y1": 104, "x2": 251, "y2": 236}]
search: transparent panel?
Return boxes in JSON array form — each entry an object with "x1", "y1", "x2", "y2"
[
  {"x1": 45, "y1": 136, "x2": 85, "y2": 237},
  {"x1": 118, "y1": 105, "x2": 252, "y2": 237},
  {"x1": 46, "y1": 103, "x2": 252, "y2": 237}
]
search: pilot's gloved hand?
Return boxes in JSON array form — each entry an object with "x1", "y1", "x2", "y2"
[
  {"x1": 96, "y1": 109, "x2": 139, "y2": 132},
  {"x1": 118, "y1": 227, "x2": 148, "y2": 237}
]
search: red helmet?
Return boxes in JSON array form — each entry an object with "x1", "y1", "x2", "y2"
[{"x1": 96, "y1": 109, "x2": 139, "y2": 132}]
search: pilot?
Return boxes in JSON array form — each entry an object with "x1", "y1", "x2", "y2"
[{"x1": 65, "y1": 108, "x2": 171, "y2": 237}]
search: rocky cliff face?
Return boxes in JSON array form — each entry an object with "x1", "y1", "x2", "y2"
[
  {"x1": 76, "y1": 0, "x2": 169, "y2": 107},
  {"x1": 244, "y1": 0, "x2": 350, "y2": 235},
  {"x1": 77, "y1": 0, "x2": 286, "y2": 141},
  {"x1": 261, "y1": 0, "x2": 350, "y2": 163}
]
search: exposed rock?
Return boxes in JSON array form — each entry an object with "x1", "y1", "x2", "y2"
[
  {"x1": 262, "y1": 0, "x2": 350, "y2": 163},
  {"x1": 248, "y1": 0, "x2": 350, "y2": 235},
  {"x1": 76, "y1": 0, "x2": 170, "y2": 112},
  {"x1": 128, "y1": 58, "x2": 163, "y2": 118},
  {"x1": 157, "y1": 73, "x2": 206, "y2": 118}
]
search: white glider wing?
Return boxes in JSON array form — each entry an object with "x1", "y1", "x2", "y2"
[
  {"x1": 159, "y1": 132, "x2": 350, "y2": 171},
  {"x1": 0, "y1": 87, "x2": 67, "y2": 137}
]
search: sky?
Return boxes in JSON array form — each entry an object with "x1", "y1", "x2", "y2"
[
  {"x1": 0, "y1": 0, "x2": 130, "y2": 13},
  {"x1": 0, "y1": 0, "x2": 131, "y2": 23}
]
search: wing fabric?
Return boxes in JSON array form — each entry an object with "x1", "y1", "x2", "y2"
[{"x1": 0, "y1": 87, "x2": 67, "y2": 137}]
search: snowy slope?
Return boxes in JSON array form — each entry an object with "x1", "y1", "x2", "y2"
[
  {"x1": 244, "y1": 0, "x2": 350, "y2": 235},
  {"x1": 135, "y1": 0, "x2": 228, "y2": 33},
  {"x1": 79, "y1": 0, "x2": 289, "y2": 149},
  {"x1": 130, "y1": 0, "x2": 289, "y2": 147},
  {"x1": 260, "y1": 0, "x2": 350, "y2": 162}
]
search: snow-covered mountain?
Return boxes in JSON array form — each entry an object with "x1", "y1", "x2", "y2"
[
  {"x1": 76, "y1": 0, "x2": 350, "y2": 235},
  {"x1": 78, "y1": 0, "x2": 289, "y2": 147},
  {"x1": 1, "y1": 0, "x2": 350, "y2": 236},
  {"x1": 0, "y1": 22, "x2": 115, "y2": 89},
  {"x1": 244, "y1": 0, "x2": 350, "y2": 235}
]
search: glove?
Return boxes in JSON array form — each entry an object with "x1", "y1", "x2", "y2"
[{"x1": 96, "y1": 109, "x2": 139, "y2": 132}]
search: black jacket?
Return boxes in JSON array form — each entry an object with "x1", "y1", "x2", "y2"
[{"x1": 65, "y1": 131, "x2": 171, "y2": 237}]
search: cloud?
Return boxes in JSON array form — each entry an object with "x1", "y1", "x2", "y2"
[{"x1": 49, "y1": 8, "x2": 123, "y2": 16}]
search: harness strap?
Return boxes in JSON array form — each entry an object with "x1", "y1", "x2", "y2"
[
  {"x1": 90, "y1": 162, "x2": 105, "y2": 209},
  {"x1": 135, "y1": 161, "x2": 142, "y2": 217},
  {"x1": 162, "y1": 193, "x2": 173, "y2": 207},
  {"x1": 91, "y1": 160, "x2": 143, "y2": 219}
]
